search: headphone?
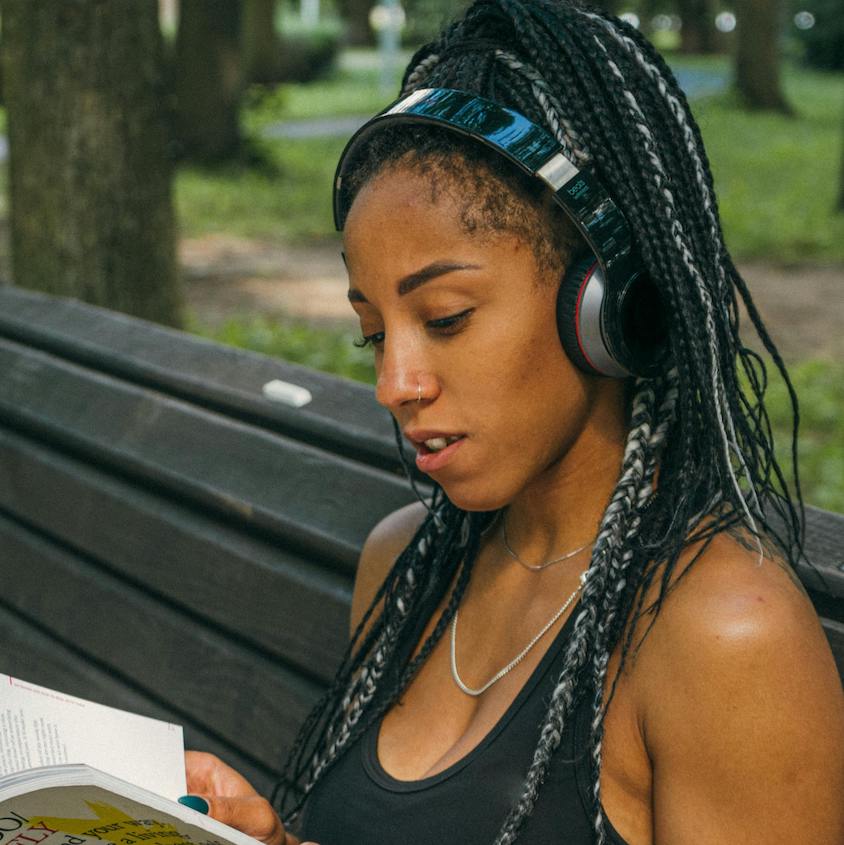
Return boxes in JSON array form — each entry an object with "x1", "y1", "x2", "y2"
[{"x1": 333, "y1": 88, "x2": 666, "y2": 378}]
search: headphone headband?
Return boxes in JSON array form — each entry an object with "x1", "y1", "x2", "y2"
[{"x1": 333, "y1": 88, "x2": 639, "y2": 297}]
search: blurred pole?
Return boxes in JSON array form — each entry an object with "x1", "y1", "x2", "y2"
[
  {"x1": 371, "y1": 0, "x2": 405, "y2": 95},
  {"x1": 301, "y1": 0, "x2": 320, "y2": 28}
]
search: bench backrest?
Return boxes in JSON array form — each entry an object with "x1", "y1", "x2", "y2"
[{"x1": 0, "y1": 285, "x2": 841, "y2": 794}]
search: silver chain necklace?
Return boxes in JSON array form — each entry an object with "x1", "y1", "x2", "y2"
[
  {"x1": 450, "y1": 570, "x2": 587, "y2": 697},
  {"x1": 501, "y1": 510, "x2": 592, "y2": 571}
]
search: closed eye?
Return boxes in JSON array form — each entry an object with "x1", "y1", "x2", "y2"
[{"x1": 427, "y1": 308, "x2": 473, "y2": 335}]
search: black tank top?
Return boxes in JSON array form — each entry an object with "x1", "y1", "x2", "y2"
[{"x1": 297, "y1": 603, "x2": 631, "y2": 844}]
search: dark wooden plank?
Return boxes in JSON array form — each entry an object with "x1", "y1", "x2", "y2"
[
  {"x1": 0, "y1": 429, "x2": 352, "y2": 676},
  {"x1": 0, "y1": 337, "x2": 415, "y2": 572},
  {"x1": 0, "y1": 512, "x2": 322, "y2": 771},
  {"x1": 822, "y1": 619, "x2": 844, "y2": 681},
  {"x1": 0, "y1": 602, "x2": 280, "y2": 795},
  {"x1": 798, "y1": 506, "x2": 844, "y2": 600},
  {"x1": 0, "y1": 286, "x2": 407, "y2": 473}
]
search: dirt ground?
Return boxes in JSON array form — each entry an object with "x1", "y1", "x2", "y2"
[{"x1": 182, "y1": 234, "x2": 844, "y2": 365}]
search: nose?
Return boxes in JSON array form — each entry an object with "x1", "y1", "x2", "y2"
[{"x1": 374, "y1": 336, "x2": 435, "y2": 412}]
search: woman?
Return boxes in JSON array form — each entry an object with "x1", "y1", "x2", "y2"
[{"x1": 183, "y1": 0, "x2": 844, "y2": 842}]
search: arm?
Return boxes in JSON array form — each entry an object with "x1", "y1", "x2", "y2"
[{"x1": 640, "y1": 547, "x2": 844, "y2": 844}]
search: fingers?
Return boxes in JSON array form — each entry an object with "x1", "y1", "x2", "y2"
[
  {"x1": 185, "y1": 751, "x2": 258, "y2": 798},
  {"x1": 202, "y1": 794, "x2": 285, "y2": 845}
]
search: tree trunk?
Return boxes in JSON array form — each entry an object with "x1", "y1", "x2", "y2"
[
  {"x1": 337, "y1": 0, "x2": 374, "y2": 46},
  {"x1": 1, "y1": 0, "x2": 181, "y2": 326},
  {"x1": 174, "y1": 0, "x2": 243, "y2": 161},
  {"x1": 243, "y1": 0, "x2": 281, "y2": 84},
  {"x1": 734, "y1": 0, "x2": 791, "y2": 112},
  {"x1": 677, "y1": 0, "x2": 719, "y2": 53}
]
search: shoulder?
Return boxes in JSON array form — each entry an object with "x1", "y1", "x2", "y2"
[
  {"x1": 631, "y1": 531, "x2": 844, "y2": 841},
  {"x1": 350, "y1": 501, "x2": 429, "y2": 636}
]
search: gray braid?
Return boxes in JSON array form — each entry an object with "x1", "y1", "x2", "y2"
[
  {"x1": 401, "y1": 53, "x2": 442, "y2": 94},
  {"x1": 493, "y1": 50, "x2": 591, "y2": 165},
  {"x1": 588, "y1": 33, "x2": 763, "y2": 541},
  {"x1": 582, "y1": 12, "x2": 729, "y2": 297},
  {"x1": 493, "y1": 374, "x2": 672, "y2": 845},
  {"x1": 304, "y1": 509, "x2": 459, "y2": 791}
]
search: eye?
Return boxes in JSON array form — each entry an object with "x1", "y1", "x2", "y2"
[
  {"x1": 353, "y1": 331, "x2": 385, "y2": 349},
  {"x1": 427, "y1": 308, "x2": 474, "y2": 335}
]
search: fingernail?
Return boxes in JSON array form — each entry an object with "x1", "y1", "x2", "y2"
[{"x1": 178, "y1": 795, "x2": 209, "y2": 814}]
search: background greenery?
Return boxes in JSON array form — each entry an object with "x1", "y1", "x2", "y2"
[{"x1": 178, "y1": 52, "x2": 844, "y2": 260}]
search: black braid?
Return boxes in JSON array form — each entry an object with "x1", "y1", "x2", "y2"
[{"x1": 279, "y1": 2, "x2": 804, "y2": 841}]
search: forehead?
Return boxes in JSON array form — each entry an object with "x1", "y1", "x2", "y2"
[{"x1": 343, "y1": 157, "x2": 571, "y2": 281}]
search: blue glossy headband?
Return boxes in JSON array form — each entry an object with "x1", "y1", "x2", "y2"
[{"x1": 332, "y1": 87, "x2": 641, "y2": 295}]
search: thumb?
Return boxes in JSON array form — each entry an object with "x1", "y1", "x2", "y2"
[{"x1": 192, "y1": 794, "x2": 285, "y2": 845}]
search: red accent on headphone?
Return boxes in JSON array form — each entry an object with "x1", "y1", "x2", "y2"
[{"x1": 573, "y1": 262, "x2": 600, "y2": 374}]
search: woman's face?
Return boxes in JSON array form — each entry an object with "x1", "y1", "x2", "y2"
[{"x1": 343, "y1": 164, "x2": 617, "y2": 511}]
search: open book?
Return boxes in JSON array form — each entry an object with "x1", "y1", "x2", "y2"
[{"x1": 0, "y1": 675, "x2": 261, "y2": 845}]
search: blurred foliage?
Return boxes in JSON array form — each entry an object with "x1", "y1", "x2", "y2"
[
  {"x1": 189, "y1": 313, "x2": 376, "y2": 383},
  {"x1": 791, "y1": 0, "x2": 844, "y2": 71},
  {"x1": 692, "y1": 58, "x2": 844, "y2": 261},
  {"x1": 276, "y1": 28, "x2": 342, "y2": 82},
  {"x1": 175, "y1": 135, "x2": 344, "y2": 240},
  {"x1": 762, "y1": 358, "x2": 844, "y2": 512},
  {"x1": 177, "y1": 53, "x2": 844, "y2": 262}
]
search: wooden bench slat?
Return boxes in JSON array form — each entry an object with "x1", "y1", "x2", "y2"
[
  {"x1": 0, "y1": 601, "x2": 279, "y2": 793},
  {"x1": 0, "y1": 286, "x2": 403, "y2": 473},
  {"x1": 0, "y1": 512, "x2": 322, "y2": 770},
  {"x1": 0, "y1": 338, "x2": 414, "y2": 572},
  {"x1": 0, "y1": 429, "x2": 350, "y2": 678}
]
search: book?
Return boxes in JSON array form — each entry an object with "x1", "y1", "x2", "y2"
[{"x1": 0, "y1": 675, "x2": 261, "y2": 845}]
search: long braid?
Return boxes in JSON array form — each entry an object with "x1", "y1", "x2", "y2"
[{"x1": 282, "y1": 2, "x2": 803, "y2": 840}]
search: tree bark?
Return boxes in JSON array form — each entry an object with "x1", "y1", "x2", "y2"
[
  {"x1": 677, "y1": 0, "x2": 719, "y2": 53},
  {"x1": 734, "y1": 0, "x2": 791, "y2": 112},
  {"x1": 174, "y1": 0, "x2": 243, "y2": 161},
  {"x1": 337, "y1": 0, "x2": 374, "y2": 46},
  {"x1": 243, "y1": 0, "x2": 282, "y2": 84},
  {"x1": 1, "y1": 0, "x2": 181, "y2": 326}
]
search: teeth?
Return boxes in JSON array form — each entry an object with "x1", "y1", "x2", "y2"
[{"x1": 424, "y1": 436, "x2": 461, "y2": 452}]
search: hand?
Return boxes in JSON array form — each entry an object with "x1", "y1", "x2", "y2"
[{"x1": 183, "y1": 751, "x2": 319, "y2": 845}]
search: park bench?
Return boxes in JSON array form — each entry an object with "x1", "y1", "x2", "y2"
[{"x1": 0, "y1": 283, "x2": 841, "y2": 796}]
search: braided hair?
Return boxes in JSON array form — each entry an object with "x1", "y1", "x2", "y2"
[{"x1": 278, "y1": 1, "x2": 804, "y2": 841}]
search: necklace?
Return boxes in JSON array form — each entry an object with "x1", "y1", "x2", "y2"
[
  {"x1": 450, "y1": 571, "x2": 587, "y2": 697},
  {"x1": 501, "y1": 510, "x2": 592, "y2": 571}
]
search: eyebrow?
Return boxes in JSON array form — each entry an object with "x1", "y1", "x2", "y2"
[{"x1": 347, "y1": 260, "x2": 482, "y2": 304}]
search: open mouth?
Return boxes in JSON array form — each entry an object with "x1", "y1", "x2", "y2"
[{"x1": 419, "y1": 435, "x2": 463, "y2": 454}]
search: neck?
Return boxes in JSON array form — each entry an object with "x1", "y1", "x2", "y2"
[{"x1": 503, "y1": 384, "x2": 628, "y2": 565}]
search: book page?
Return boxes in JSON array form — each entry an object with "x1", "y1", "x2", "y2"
[
  {"x1": 0, "y1": 676, "x2": 185, "y2": 800},
  {"x1": 0, "y1": 784, "x2": 255, "y2": 845}
]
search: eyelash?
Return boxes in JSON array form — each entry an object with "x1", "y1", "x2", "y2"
[{"x1": 354, "y1": 308, "x2": 474, "y2": 349}]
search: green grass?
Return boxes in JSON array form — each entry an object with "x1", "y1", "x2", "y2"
[
  {"x1": 175, "y1": 136, "x2": 346, "y2": 241},
  {"x1": 174, "y1": 52, "x2": 844, "y2": 261},
  {"x1": 765, "y1": 358, "x2": 844, "y2": 513},
  {"x1": 689, "y1": 61, "x2": 844, "y2": 262},
  {"x1": 188, "y1": 313, "x2": 376, "y2": 384}
]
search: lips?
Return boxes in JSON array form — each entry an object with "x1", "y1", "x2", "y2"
[{"x1": 404, "y1": 429, "x2": 467, "y2": 473}]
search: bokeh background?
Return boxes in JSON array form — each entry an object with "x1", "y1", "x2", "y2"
[{"x1": 0, "y1": 0, "x2": 841, "y2": 508}]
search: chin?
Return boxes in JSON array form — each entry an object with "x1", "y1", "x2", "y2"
[{"x1": 436, "y1": 476, "x2": 514, "y2": 513}]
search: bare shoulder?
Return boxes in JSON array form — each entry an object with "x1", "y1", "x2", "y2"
[
  {"x1": 350, "y1": 501, "x2": 429, "y2": 636},
  {"x1": 631, "y1": 532, "x2": 844, "y2": 842}
]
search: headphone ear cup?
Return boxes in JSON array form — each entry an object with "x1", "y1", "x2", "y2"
[{"x1": 557, "y1": 253, "x2": 603, "y2": 376}]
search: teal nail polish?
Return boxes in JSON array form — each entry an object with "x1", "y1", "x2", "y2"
[{"x1": 178, "y1": 795, "x2": 209, "y2": 814}]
